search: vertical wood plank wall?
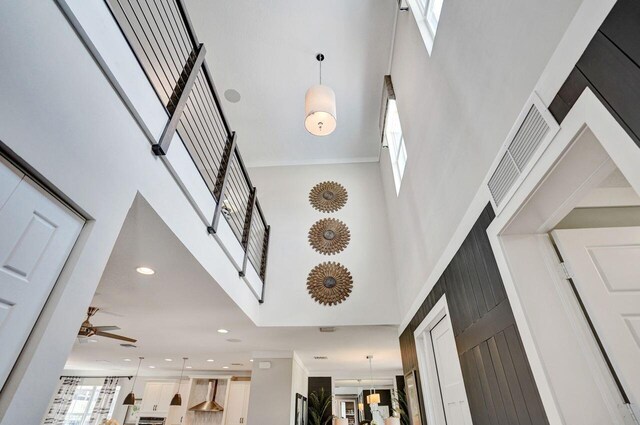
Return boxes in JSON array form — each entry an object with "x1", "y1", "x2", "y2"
[
  {"x1": 549, "y1": 0, "x2": 640, "y2": 148},
  {"x1": 399, "y1": 205, "x2": 549, "y2": 425}
]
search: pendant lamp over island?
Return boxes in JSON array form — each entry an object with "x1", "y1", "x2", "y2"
[
  {"x1": 123, "y1": 357, "x2": 143, "y2": 405},
  {"x1": 170, "y1": 357, "x2": 188, "y2": 406},
  {"x1": 305, "y1": 53, "x2": 337, "y2": 136},
  {"x1": 366, "y1": 355, "x2": 381, "y2": 405}
]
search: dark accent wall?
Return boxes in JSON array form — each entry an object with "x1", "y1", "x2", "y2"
[
  {"x1": 308, "y1": 377, "x2": 332, "y2": 422},
  {"x1": 399, "y1": 205, "x2": 549, "y2": 425},
  {"x1": 362, "y1": 389, "x2": 393, "y2": 421},
  {"x1": 549, "y1": 0, "x2": 640, "y2": 148}
]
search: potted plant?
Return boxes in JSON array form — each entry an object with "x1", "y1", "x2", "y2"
[{"x1": 308, "y1": 388, "x2": 334, "y2": 425}]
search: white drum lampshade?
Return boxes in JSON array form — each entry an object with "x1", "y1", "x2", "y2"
[
  {"x1": 366, "y1": 393, "x2": 381, "y2": 404},
  {"x1": 305, "y1": 84, "x2": 337, "y2": 136},
  {"x1": 384, "y1": 418, "x2": 401, "y2": 425},
  {"x1": 334, "y1": 419, "x2": 349, "y2": 425}
]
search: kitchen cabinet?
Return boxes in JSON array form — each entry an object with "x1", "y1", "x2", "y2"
[
  {"x1": 224, "y1": 379, "x2": 250, "y2": 425},
  {"x1": 139, "y1": 382, "x2": 178, "y2": 416}
]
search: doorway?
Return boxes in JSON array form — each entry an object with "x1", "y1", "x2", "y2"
[
  {"x1": 0, "y1": 155, "x2": 84, "y2": 391},
  {"x1": 488, "y1": 89, "x2": 640, "y2": 424},
  {"x1": 414, "y1": 296, "x2": 473, "y2": 425}
]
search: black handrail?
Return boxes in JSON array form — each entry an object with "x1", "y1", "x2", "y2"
[{"x1": 105, "y1": 0, "x2": 270, "y2": 297}]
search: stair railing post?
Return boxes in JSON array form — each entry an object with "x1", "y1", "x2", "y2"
[
  {"x1": 239, "y1": 187, "x2": 257, "y2": 278},
  {"x1": 207, "y1": 133, "x2": 237, "y2": 234},
  {"x1": 152, "y1": 43, "x2": 206, "y2": 156}
]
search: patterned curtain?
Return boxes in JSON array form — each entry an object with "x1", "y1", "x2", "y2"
[
  {"x1": 88, "y1": 376, "x2": 120, "y2": 425},
  {"x1": 42, "y1": 376, "x2": 81, "y2": 425}
]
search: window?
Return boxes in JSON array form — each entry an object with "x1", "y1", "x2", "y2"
[
  {"x1": 384, "y1": 99, "x2": 407, "y2": 194},
  {"x1": 64, "y1": 385, "x2": 120, "y2": 425},
  {"x1": 408, "y1": 0, "x2": 445, "y2": 54}
]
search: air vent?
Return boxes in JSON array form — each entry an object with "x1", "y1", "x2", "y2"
[
  {"x1": 314, "y1": 356, "x2": 328, "y2": 360},
  {"x1": 231, "y1": 363, "x2": 243, "y2": 366},
  {"x1": 319, "y1": 327, "x2": 336, "y2": 333},
  {"x1": 487, "y1": 94, "x2": 558, "y2": 209}
]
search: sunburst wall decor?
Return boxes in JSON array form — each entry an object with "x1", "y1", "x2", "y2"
[
  {"x1": 309, "y1": 181, "x2": 348, "y2": 213},
  {"x1": 307, "y1": 262, "x2": 353, "y2": 306},
  {"x1": 308, "y1": 218, "x2": 350, "y2": 255}
]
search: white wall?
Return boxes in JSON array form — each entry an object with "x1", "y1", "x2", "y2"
[
  {"x1": 382, "y1": 0, "x2": 586, "y2": 317},
  {"x1": 246, "y1": 358, "x2": 293, "y2": 425},
  {"x1": 249, "y1": 163, "x2": 399, "y2": 326},
  {"x1": 290, "y1": 355, "x2": 309, "y2": 425}
]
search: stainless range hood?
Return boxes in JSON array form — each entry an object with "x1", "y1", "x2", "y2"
[{"x1": 189, "y1": 379, "x2": 224, "y2": 412}]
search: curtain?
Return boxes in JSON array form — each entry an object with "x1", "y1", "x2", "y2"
[
  {"x1": 42, "y1": 376, "x2": 81, "y2": 425},
  {"x1": 88, "y1": 377, "x2": 120, "y2": 425}
]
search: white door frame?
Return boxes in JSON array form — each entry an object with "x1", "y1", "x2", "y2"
[
  {"x1": 487, "y1": 89, "x2": 640, "y2": 424},
  {"x1": 414, "y1": 295, "x2": 470, "y2": 425}
]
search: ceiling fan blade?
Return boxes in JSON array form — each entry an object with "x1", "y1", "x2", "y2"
[
  {"x1": 92, "y1": 325, "x2": 120, "y2": 332},
  {"x1": 94, "y1": 331, "x2": 137, "y2": 343},
  {"x1": 77, "y1": 336, "x2": 89, "y2": 344}
]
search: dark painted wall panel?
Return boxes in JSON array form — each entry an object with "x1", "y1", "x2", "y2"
[
  {"x1": 548, "y1": 0, "x2": 640, "y2": 148},
  {"x1": 398, "y1": 205, "x2": 548, "y2": 425}
]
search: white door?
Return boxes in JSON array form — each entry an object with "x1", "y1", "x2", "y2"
[
  {"x1": 225, "y1": 380, "x2": 250, "y2": 424},
  {"x1": 431, "y1": 316, "x2": 473, "y2": 425},
  {"x1": 553, "y1": 227, "x2": 640, "y2": 419},
  {"x1": 0, "y1": 160, "x2": 83, "y2": 390}
]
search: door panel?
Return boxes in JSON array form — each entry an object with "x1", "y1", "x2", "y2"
[
  {"x1": 225, "y1": 380, "x2": 250, "y2": 425},
  {"x1": 431, "y1": 316, "x2": 473, "y2": 425},
  {"x1": 0, "y1": 169, "x2": 83, "y2": 390},
  {"x1": 553, "y1": 227, "x2": 640, "y2": 418}
]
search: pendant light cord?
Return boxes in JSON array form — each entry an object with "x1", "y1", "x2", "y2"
[
  {"x1": 132, "y1": 357, "x2": 143, "y2": 389},
  {"x1": 319, "y1": 59, "x2": 322, "y2": 85},
  {"x1": 177, "y1": 357, "x2": 187, "y2": 392},
  {"x1": 368, "y1": 356, "x2": 374, "y2": 394}
]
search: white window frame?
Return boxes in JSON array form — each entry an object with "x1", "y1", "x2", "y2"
[
  {"x1": 64, "y1": 384, "x2": 121, "y2": 425},
  {"x1": 407, "y1": 0, "x2": 444, "y2": 54},
  {"x1": 383, "y1": 99, "x2": 407, "y2": 195}
]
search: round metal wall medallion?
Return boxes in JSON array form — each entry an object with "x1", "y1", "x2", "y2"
[
  {"x1": 307, "y1": 262, "x2": 353, "y2": 306},
  {"x1": 309, "y1": 181, "x2": 348, "y2": 213},
  {"x1": 308, "y1": 218, "x2": 350, "y2": 255}
]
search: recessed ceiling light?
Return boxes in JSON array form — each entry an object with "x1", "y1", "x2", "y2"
[
  {"x1": 164, "y1": 358, "x2": 173, "y2": 362},
  {"x1": 217, "y1": 329, "x2": 229, "y2": 334},
  {"x1": 186, "y1": 366, "x2": 193, "y2": 369},
  {"x1": 148, "y1": 366, "x2": 156, "y2": 369},
  {"x1": 207, "y1": 359, "x2": 214, "y2": 362},
  {"x1": 249, "y1": 359, "x2": 254, "y2": 362},
  {"x1": 88, "y1": 339, "x2": 98, "y2": 343},
  {"x1": 123, "y1": 358, "x2": 132, "y2": 362},
  {"x1": 222, "y1": 366, "x2": 229, "y2": 369},
  {"x1": 136, "y1": 267, "x2": 155, "y2": 275}
]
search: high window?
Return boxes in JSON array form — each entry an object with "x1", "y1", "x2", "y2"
[
  {"x1": 409, "y1": 0, "x2": 445, "y2": 54},
  {"x1": 64, "y1": 385, "x2": 120, "y2": 425},
  {"x1": 383, "y1": 99, "x2": 407, "y2": 194}
]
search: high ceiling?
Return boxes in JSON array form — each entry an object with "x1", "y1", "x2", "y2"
[
  {"x1": 184, "y1": 0, "x2": 397, "y2": 167},
  {"x1": 65, "y1": 197, "x2": 402, "y2": 375}
]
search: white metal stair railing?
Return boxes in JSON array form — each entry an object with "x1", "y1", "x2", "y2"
[{"x1": 56, "y1": 0, "x2": 269, "y2": 302}]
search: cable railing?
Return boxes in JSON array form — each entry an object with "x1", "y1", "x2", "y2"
[{"x1": 106, "y1": 0, "x2": 270, "y2": 295}]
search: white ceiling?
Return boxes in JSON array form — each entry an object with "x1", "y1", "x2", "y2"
[
  {"x1": 65, "y1": 197, "x2": 401, "y2": 375},
  {"x1": 184, "y1": 0, "x2": 397, "y2": 167}
]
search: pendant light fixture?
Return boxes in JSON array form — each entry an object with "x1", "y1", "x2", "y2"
[
  {"x1": 305, "y1": 53, "x2": 337, "y2": 136},
  {"x1": 366, "y1": 355, "x2": 381, "y2": 405},
  {"x1": 170, "y1": 357, "x2": 188, "y2": 406},
  {"x1": 123, "y1": 356, "x2": 143, "y2": 405}
]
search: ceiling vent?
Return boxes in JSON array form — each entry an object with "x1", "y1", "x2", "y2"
[
  {"x1": 319, "y1": 327, "x2": 336, "y2": 333},
  {"x1": 314, "y1": 356, "x2": 329, "y2": 360},
  {"x1": 487, "y1": 93, "x2": 558, "y2": 211}
]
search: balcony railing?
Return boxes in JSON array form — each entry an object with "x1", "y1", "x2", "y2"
[{"x1": 105, "y1": 0, "x2": 270, "y2": 299}]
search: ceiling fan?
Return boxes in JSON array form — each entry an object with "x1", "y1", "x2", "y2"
[{"x1": 77, "y1": 307, "x2": 137, "y2": 343}]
